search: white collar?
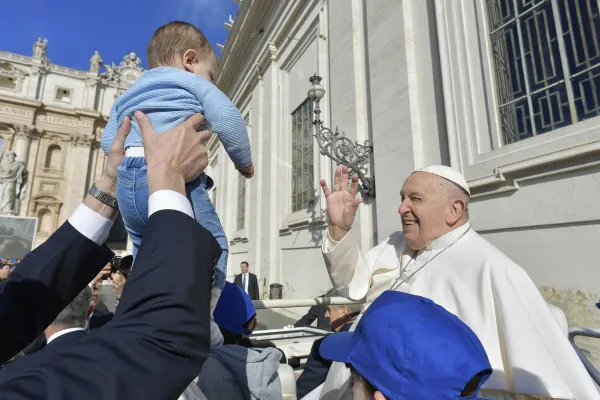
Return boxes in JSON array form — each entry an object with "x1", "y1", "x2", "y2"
[{"x1": 46, "y1": 327, "x2": 85, "y2": 344}]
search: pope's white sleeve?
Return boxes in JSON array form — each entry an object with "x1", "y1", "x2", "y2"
[{"x1": 321, "y1": 230, "x2": 372, "y2": 300}]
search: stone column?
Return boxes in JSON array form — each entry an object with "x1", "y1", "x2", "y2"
[
  {"x1": 84, "y1": 76, "x2": 99, "y2": 110},
  {"x1": 13, "y1": 125, "x2": 35, "y2": 163},
  {"x1": 26, "y1": 62, "x2": 47, "y2": 100},
  {"x1": 59, "y1": 135, "x2": 94, "y2": 222}
]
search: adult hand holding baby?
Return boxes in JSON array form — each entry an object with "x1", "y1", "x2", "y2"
[{"x1": 135, "y1": 111, "x2": 212, "y2": 196}]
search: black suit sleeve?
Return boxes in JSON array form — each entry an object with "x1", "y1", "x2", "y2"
[
  {"x1": 0, "y1": 221, "x2": 113, "y2": 364},
  {"x1": 0, "y1": 210, "x2": 221, "y2": 400},
  {"x1": 294, "y1": 305, "x2": 320, "y2": 328}
]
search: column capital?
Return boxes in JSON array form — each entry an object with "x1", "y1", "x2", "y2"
[
  {"x1": 13, "y1": 124, "x2": 38, "y2": 138},
  {"x1": 70, "y1": 134, "x2": 94, "y2": 148}
]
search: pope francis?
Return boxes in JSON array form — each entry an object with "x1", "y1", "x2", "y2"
[{"x1": 316, "y1": 165, "x2": 599, "y2": 400}]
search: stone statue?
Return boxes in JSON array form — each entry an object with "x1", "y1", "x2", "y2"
[
  {"x1": 90, "y1": 50, "x2": 103, "y2": 73},
  {"x1": 125, "y1": 52, "x2": 142, "y2": 67},
  {"x1": 0, "y1": 151, "x2": 28, "y2": 215},
  {"x1": 32, "y1": 37, "x2": 48, "y2": 59}
]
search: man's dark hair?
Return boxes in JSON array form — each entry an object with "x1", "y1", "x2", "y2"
[
  {"x1": 147, "y1": 21, "x2": 214, "y2": 69},
  {"x1": 51, "y1": 286, "x2": 92, "y2": 328},
  {"x1": 241, "y1": 261, "x2": 249, "y2": 267}
]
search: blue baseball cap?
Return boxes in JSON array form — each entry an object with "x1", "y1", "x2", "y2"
[
  {"x1": 214, "y1": 281, "x2": 257, "y2": 335},
  {"x1": 320, "y1": 291, "x2": 492, "y2": 400}
]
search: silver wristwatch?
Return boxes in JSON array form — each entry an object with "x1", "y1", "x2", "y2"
[{"x1": 88, "y1": 184, "x2": 119, "y2": 209}]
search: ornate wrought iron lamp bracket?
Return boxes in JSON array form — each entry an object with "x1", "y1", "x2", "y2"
[{"x1": 308, "y1": 74, "x2": 375, "y2": 197}]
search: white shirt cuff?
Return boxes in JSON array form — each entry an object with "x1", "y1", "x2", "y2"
[
  {"x1": 148, "y1": 190, "x2": 194, "y2": 219},
  {"x1": 68, "y1": 203, "x2": 114, "y2": 245}
]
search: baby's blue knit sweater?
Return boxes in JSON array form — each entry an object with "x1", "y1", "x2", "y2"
[{"x1": 100, "y1": 67, "x2": 251, "y2": 168}]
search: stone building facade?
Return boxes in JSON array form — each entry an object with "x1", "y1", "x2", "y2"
[
  {"x1": 212, "y1": 0, "x2": 600, "y2": 358},
  {"x1": 0, "y1": 39, "x2": 142, "y2": 250}
]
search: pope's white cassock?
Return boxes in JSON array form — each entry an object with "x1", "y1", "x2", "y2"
[{"x1": 315, "y1": 205, "x2": 599, "y2": 399}]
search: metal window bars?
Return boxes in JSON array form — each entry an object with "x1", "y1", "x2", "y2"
[{"x1": 485, "y1": 0, "x2": 600, "y2": 145}]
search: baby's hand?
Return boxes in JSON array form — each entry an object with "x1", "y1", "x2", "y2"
[{"x1": 237, "y1": 162, "x2": 254, "y2": 179}]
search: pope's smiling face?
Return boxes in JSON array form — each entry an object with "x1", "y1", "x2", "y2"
[{"x1": 399, "y1": 172, "x2": 467, "y2": 250}]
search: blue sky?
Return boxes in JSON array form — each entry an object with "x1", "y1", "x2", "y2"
[{"x1": 0, "y1": 0, "x2": 239, "y2": 71}]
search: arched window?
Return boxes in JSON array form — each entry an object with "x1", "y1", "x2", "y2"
[
  {"x1": 37, "y1": 208, "x2": 52, "y2": 233},
  {"x1": 45, "y1": 144, "x2": 62, "y2": 170}
]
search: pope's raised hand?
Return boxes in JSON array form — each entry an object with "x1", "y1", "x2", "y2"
[{"x1": 320, "y1": 166, "x2": 363, "y2": 241}]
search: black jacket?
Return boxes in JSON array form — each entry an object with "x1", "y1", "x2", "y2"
[
  {"x1": 0, "y1": 210, "x2": 221, "y2": 400},
  {"x1": 296, "y1": 323, "x2": 353, "y2": 398},
  {"x1": 294, "y1": 304, "x2": 331, "y2": 330},
  {"x1": 0, "y1": 220, "x2": 113, "y2": 364}
]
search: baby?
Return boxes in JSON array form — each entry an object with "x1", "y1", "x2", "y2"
[{"x1": 100, "y1": 21, "x2": 253, "y2": 345}]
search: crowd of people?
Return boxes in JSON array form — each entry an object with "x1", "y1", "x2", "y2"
[{"x1": 0, "y1": 19, "x2": 598, "y2": 400}]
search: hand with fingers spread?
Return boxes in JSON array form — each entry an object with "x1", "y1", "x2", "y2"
[
  {"x1": 135, "y1": 111, "x2": 212, "y2": 196},
  {"x1": 320, "y1": 166, "x2": 363, "y2": 241}
]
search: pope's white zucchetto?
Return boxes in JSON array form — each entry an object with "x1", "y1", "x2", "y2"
[{"x1": 414, "y1": 165, "x2": 471, "y2": 196}]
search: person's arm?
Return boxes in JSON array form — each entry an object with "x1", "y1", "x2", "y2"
[
  {"x1": 321, "y1": 231, "x2": 394, "y2": 301},
  {"x1": 295, "y1": 305, "x2": 319, "y2": 328},
  {"x1": 0, "y1": 190, "x2": 115, "y2": 364},
  {"x1": 189, "y1": 76, "x2": 252, "y2": 169},
  {"x1": 0, "y1": 112, "x2": 218, "y2": 400},
  {"x1": 0, "y1": 117, "x2": 131, "y2": 364},
  {"x1": 252, "y1": 275, "x2": 260, "y2": 300}
]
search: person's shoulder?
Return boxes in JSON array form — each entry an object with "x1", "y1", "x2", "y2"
[{"x1": 458, "y1": 229, "x2": 523, "y2": 271}]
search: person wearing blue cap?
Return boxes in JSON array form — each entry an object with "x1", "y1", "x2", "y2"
[
  {"x1": 182, "y1": 281, "x2": 282, "y2": 400},
  {"x1": 319, "y1": 291, "x2": 492, "y2": 400}
]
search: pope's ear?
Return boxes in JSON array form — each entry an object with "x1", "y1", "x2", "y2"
[{"x1": 446, "y1": 199, "x2": 466, "y2": 225}]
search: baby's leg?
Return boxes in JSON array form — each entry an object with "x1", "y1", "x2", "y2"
[
  {"x1": 187, "y1": 177, "x2": 228, "y2": 348},
  {"x1": 186, "y1": 180, "x2": 229, "y2": 291},
  {"x1": 116, "y1": 158, "x2": 150, "y2": 262}
]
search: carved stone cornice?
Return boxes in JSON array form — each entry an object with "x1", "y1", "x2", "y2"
[
  {"x1": 85, "y1": 77, "x2": 99, "y2": 88},
  {"x1": 13, "y1": 124, "x2": 39, "y2": 139},
  {"x1": 70, "y1": 134, "x2": 94, "y2": 147},
  {"x1": 31, "y1": 59, "x2": 51, "y2": 76}
]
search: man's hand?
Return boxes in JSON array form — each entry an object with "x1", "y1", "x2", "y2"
[
  {"x1": 136, "y1": 111, "x2": 211, "y2": 196},
  {"x1": 90, "y1": 263, "x2": 111, "y2": 307},
  {"x1": 237, "y1": 162, "x2": 254, "y2": 179},
  {"x1": 97, "y1": 116, "x2": 131, "y2": 195},
  {"x1": 321, "y1": 166, "x2": 363, "y2": 241},
  {"x1": 108, "y1": 271, "x2": 126, "y2": 301},
  {"x1": 83, "y1": 118, "x2": 130, "y2": 220}
]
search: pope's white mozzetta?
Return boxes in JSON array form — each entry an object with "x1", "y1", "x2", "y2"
[{"x1": 316, "y1": 165, "x2": 599, "y2": 400}]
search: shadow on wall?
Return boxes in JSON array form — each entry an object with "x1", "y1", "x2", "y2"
[
  {"x1": 306, "y1": 187, "x2": 326, "y2": 246},
  {"x1": 541, "y1": 287, "x2": 600, "y2": 369}
]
